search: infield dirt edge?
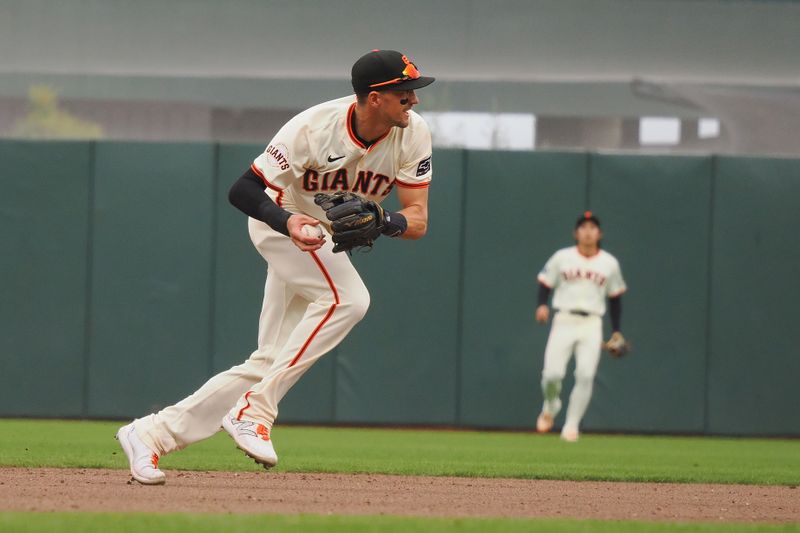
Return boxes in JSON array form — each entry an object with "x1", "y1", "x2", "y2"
[{"x1": 1, "y1": 467, "x2": 797, "y2": 524}]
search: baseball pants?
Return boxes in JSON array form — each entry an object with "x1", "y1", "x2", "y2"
[
  {"x1": 540, "y1": 311, "x2": 603, "y2": 433},
  {"x1": 135, "y1": 219, "x2": 369, "y2": 456}
]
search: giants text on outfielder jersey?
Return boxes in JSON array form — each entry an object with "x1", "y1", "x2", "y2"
[
  {"x1": 537, "y1": 247, "x2": 626, "y2": 316},
  {"x1": 251, "y1": 95, "x2": 432, "y2": 226}
]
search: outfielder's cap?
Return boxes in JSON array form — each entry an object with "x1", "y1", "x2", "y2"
[
  {"x1": 351, "y1": 50, "x2": 435, "y2": 93},
  {"x1": 575, "y1": 211, "x2": 601, "y2": 229}
]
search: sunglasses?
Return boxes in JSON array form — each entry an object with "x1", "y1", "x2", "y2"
[{"x1": 369, "y1": 61, "x2": 421, "y2": 89}]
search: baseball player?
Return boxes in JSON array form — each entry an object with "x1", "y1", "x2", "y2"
[
  {"x1": 534, "y1": 212, "x2": 627, "y2": 442},
  {"x1": 116, "y1": 50, "x2": 435, "y2": 484}
]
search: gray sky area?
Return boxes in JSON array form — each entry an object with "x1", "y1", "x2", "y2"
[{"x1": 2, "y1": 0, "x2": 799, "y2": 85}]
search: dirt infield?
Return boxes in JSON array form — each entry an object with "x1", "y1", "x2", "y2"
[{"x1": 0, "y1": 468, "x2": 797, "y2": 523}]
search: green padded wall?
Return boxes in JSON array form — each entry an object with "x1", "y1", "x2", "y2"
[
  {"x1": 335, "y1": 149, "x2": 465, "y2": 424},
  {"x1": 708, "y1": 157, "x2": 800, "y2": 436},
  {"x1": 211, "y1": 143, "x2": 266, "y2": 375},
  {"x1": 212, "y1": 143, "x2": 337, "y2": 424},
  {"x1": 586, "y1": 154, "x2": 712, "y2": 433},
  {"x1": 0, "y1": 141, "x2": 92, "y2": 417},
  {"x1": 86, "y1": 143, "x2": 216, "y2": 417},
  {"x1": 2, "y1": 139, "x2": 798, "y2": 436},
  {"x1": 459, "y1": 151, "x2": 589, "y2": 428}
]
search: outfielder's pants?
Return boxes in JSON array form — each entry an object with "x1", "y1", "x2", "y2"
[
  {"x1": 135, "y1": 220, "x2": 369, "y2": 456},
  {"x1": 540, "y1": 312, "x2": 602, "y2": 432}
]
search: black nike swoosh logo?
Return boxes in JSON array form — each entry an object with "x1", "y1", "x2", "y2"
[{"x1": 327, "y1": 155, "x2": 346, "y2": 162}]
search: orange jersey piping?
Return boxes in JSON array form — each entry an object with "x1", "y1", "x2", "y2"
[
  {"x1": 346, "y1": 103, "x2": 390, "y2": 152},
  {"x1": 236, "y1": 390, "x2": 254, "y2": 421},
  {"x1": 251, "y1": 163, "x2": 285, "y2": 207},
  {"x1": 394, "y1": 179, "x2": 430, "y2": 189},
  {"x1": 287, "y1": 251, "x2": 340, "y2": 368}
]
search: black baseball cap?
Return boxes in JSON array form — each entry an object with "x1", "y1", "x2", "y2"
[
  {"x1": 351, "y1": 50, "x2": 435, "y2": 94},
  {"x1": 575, "y1": 211, "x2": 601, "y2": 229}
]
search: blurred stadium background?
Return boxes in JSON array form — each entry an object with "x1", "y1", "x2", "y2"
[
  {"x1": 1, "y1": 0, "x2": 799, "y2": 438},
  {"x1": 2, "y1": 0, "x2": 799, "y2": 154}
]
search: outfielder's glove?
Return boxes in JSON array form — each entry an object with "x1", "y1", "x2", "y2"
[
  {"x1": 314, "y1": 192, "x2": 386, "y2": 253},
  {"x1": 603, "y1": 331, "x2": 631, "y2": 358}
]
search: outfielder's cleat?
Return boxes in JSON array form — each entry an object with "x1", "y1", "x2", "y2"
[
  {"x1": 221, "y1": 411, "x2": 278, "y2": 469},
  {"x1": 536, "y1": 412, "x2": 554, "y2": 433},
  {"x1": 116, "y1": 423, "x2": 166, "y2": 485},
  {"x1": 560, "y1": 428, "x2": 580, "y2": 443}
]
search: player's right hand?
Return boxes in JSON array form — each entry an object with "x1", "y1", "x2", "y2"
[
  {"x1": 287, "y1": 214, "x2": 325, "y2": 252},
  {"x1": 535, "y1": 305, "x2": 550, "y2": 324}
]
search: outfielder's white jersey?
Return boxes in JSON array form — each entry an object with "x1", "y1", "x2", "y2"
[
  {"x1": 537, "y1": 247, "x2": 626, "y2": 316},
  {"x1": 251, "y1": 95, "x2": 432, "y2": 224}
]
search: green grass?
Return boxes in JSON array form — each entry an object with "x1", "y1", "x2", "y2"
[
  {"x1": 0, "y1": 513, "x2": 798, "y2": 533},
  {"x1": 1, "y1": 419, "x2": 798, "y2": 485}
]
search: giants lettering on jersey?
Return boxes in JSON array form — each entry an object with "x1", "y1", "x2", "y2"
[
  {"x1": 562, "y1": 268, "x2": 607, "y2": 286},
  {"x1": 302, "y1": 168, "x2": 395, "y2": 197},
  {"x1": 266, "y1": 143, "x2": 291, "y2": 171}
]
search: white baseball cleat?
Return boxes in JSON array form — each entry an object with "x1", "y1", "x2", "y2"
[
  {"x1": 536, "y1": 412, "x2": 554, "y2": 433},
  {"x1": 221, "y1": 410, "x2": 278, "y2": 469},
  {"x1": 560, "y1": 428, "x2": 580, "y2": 442},
  {"x1": 116, "y1": 423, "x2": 166, "y2": 485}
]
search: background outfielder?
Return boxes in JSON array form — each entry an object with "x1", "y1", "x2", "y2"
[
  {"x1": 534, "y1": 212, "x2": 627, "y2": 442},
  {"x1": 116, "y1": 50, "x2": 435, "y2": 484}
]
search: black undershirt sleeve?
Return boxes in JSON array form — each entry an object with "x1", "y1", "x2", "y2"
[
  {"x1": 537, "y1": 283, "x2": 552, "y2": 307},
  {"x1": 228, "y1": 167, "x2": 292, "y2": 236},
  {"x1": 609, "y1": 296, "x2": 622, "y2": 332}
]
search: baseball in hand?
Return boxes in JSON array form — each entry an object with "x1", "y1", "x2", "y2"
[{"x1": 301, "y1": 224, "x2": 324, "y2": 239}]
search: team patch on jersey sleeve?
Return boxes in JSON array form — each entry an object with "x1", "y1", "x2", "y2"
[
  {"x1": 266, "y1": 143, "x2": 291, "y2": 171},
  {"x1": 416, "y1": 155, "x2": 432, "y2": 177}
]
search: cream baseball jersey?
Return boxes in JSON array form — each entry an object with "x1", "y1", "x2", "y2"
[
  {"x1": 537, "y1": 247, "x2": 626, "y2": 316},
  {"x1": 251, "y1": 95, "x2": 432, "y2": 224}
]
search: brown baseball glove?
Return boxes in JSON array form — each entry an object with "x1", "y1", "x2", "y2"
[
  {"x1": 603, "y1": 331, "x2": 631, "y2": 358},
  {"x1": 314, "y1": 192, "x2": 385, "y2": 253}
]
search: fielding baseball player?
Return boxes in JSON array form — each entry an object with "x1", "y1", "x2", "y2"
[
  {"x1": 116, "y1": 50, "x2": 435, "y2": 484},
  {"x1": 534, "y1": 212, "x2": 627, "y2": 442}
]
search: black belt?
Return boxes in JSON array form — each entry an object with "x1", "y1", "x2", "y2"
[{"x1": 556, "y1": 309, "x2": 591, "y2": 317}]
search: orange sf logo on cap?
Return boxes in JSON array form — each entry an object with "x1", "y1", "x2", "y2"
[{"x1": 401, "y1": 55, "x2": 421, "y2": 79}]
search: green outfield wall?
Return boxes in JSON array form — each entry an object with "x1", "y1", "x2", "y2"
[{"x1": 1, "y1": 141, "x2": 798, "y2": 436}]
